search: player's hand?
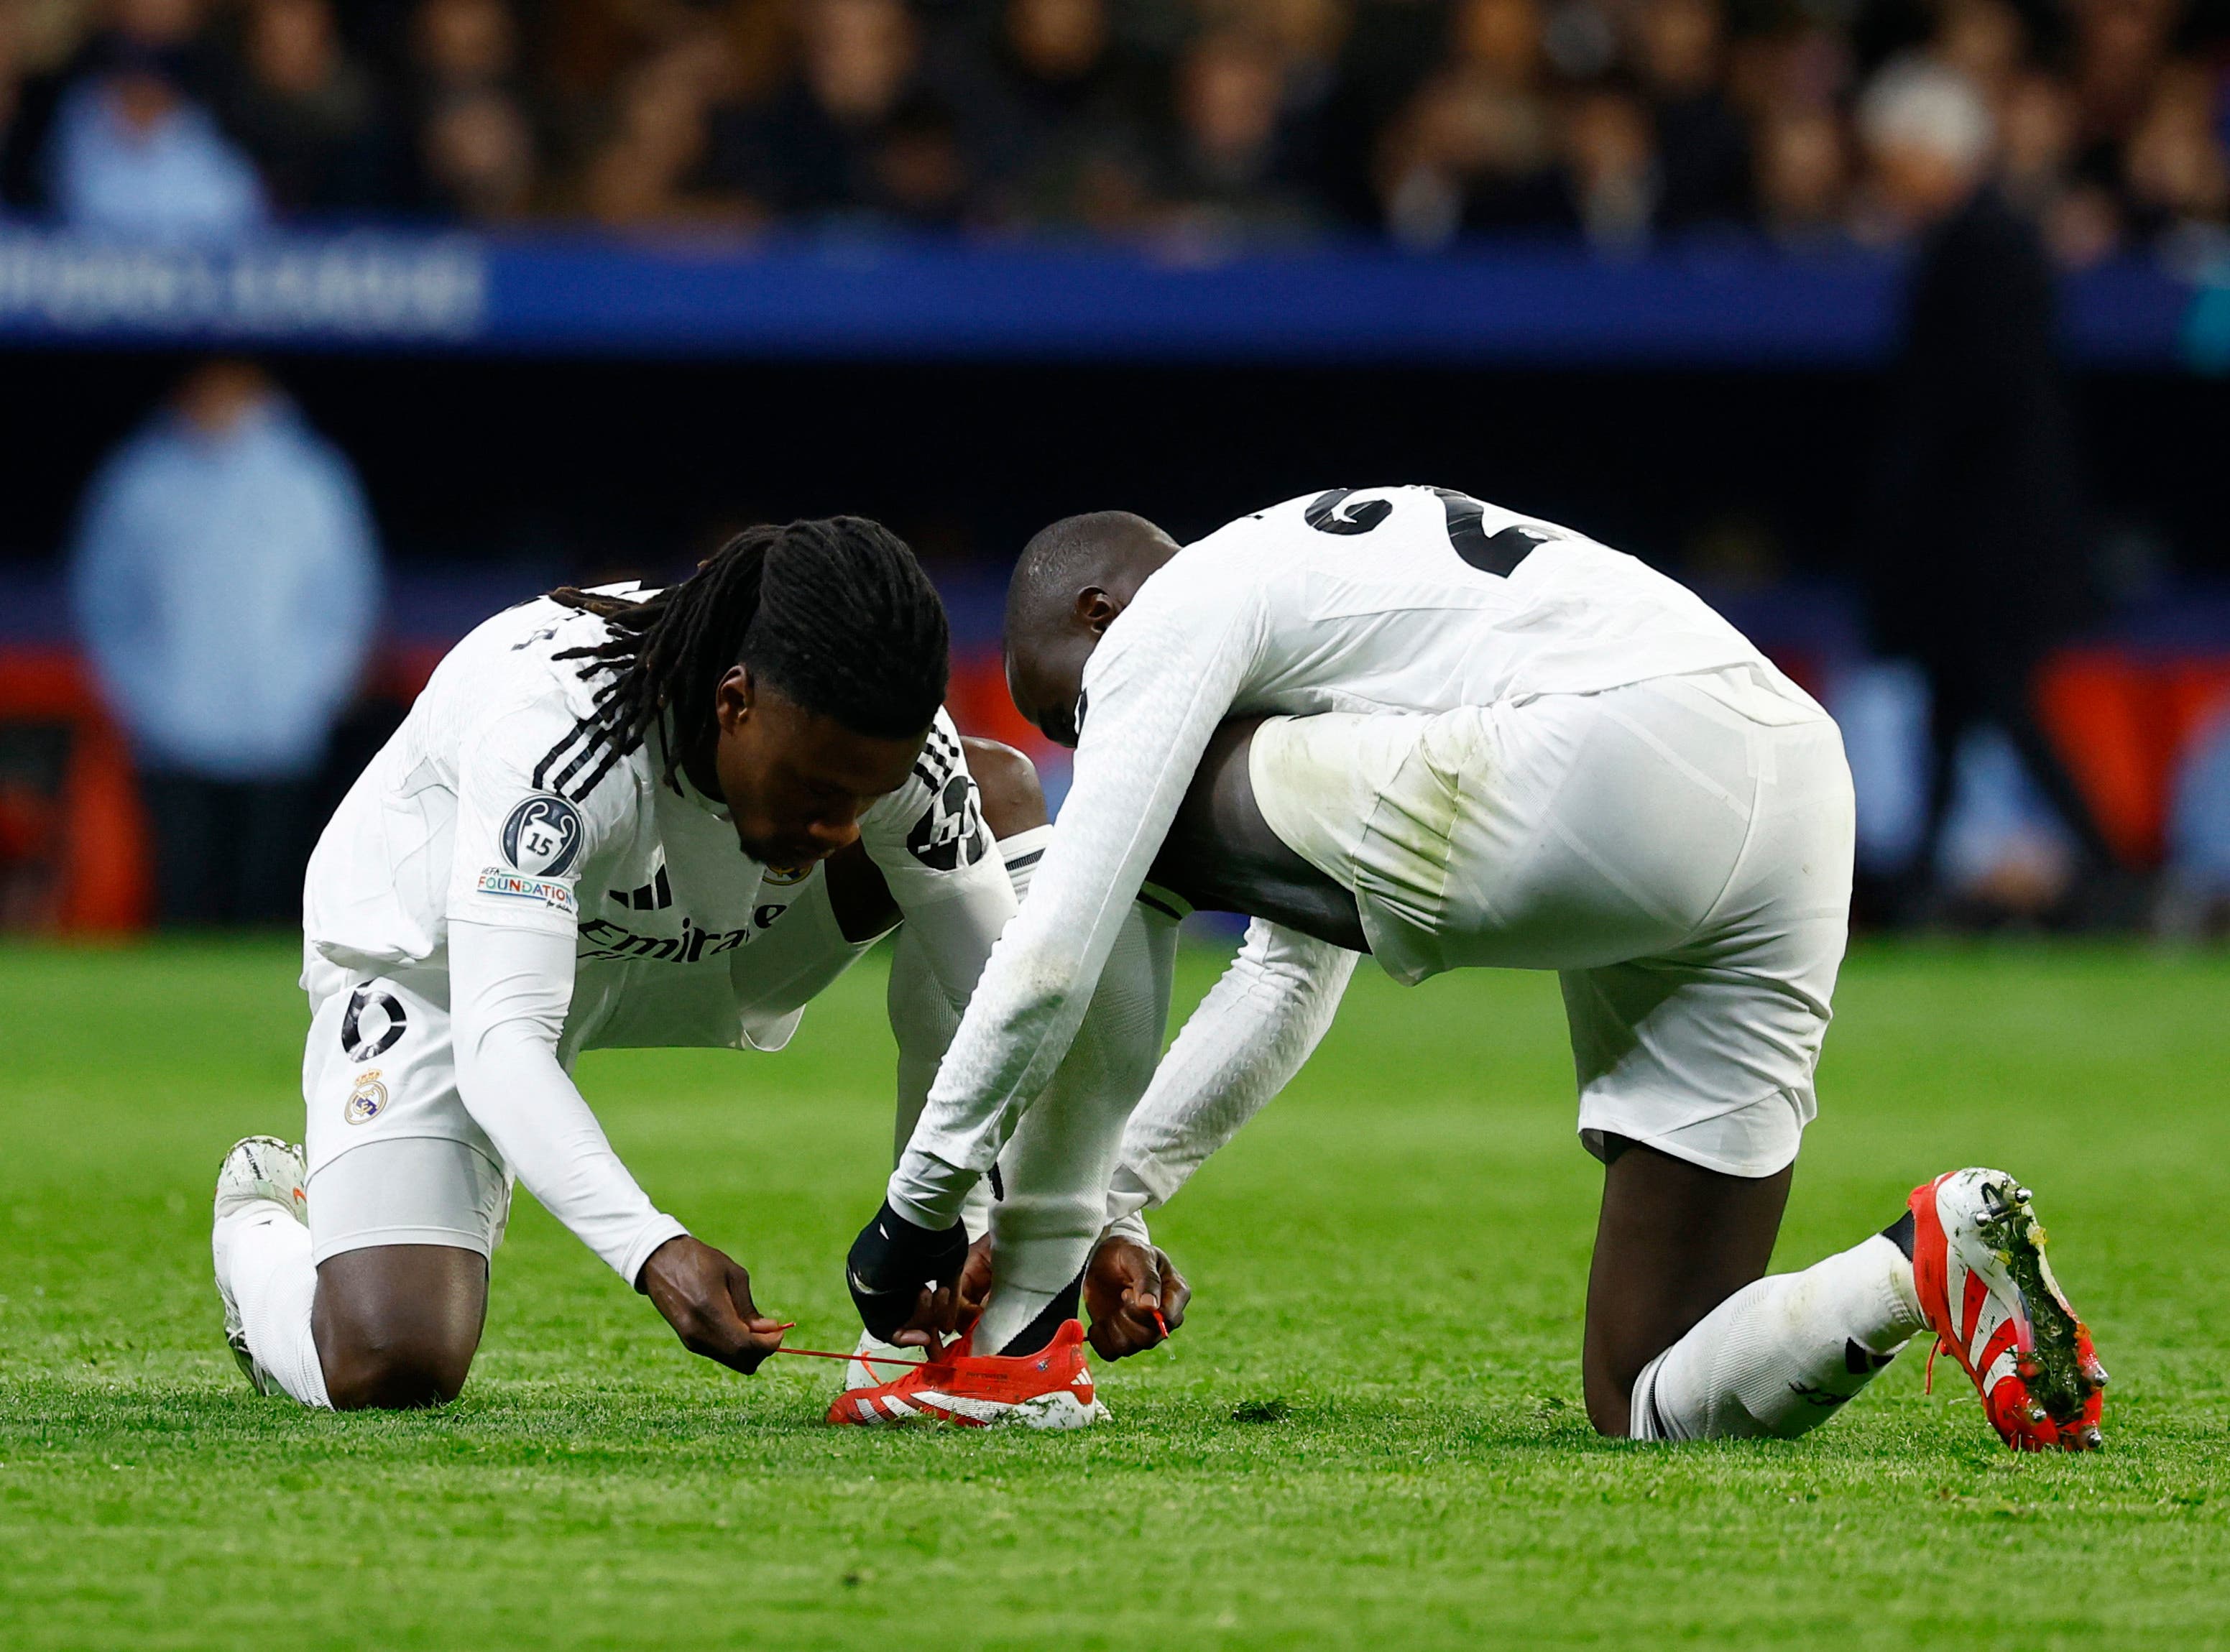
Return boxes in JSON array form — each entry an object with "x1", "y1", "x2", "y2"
[
  {"x1": 955, "y1": 1233, "x2": 995, "y2": 1328},
  {"x1": 1083, "y1": 1237, "x2": 1189, "y2": 1360},
  {"x1": 846, "y1": 1199, "x2": 970, "y2": 1349},
  {"x1": 885, "y1": 1232, "x2": 993, "y2": 1350},
  {"x1": 636, "y1": 1235, "x2": 788, "y2": 1375}
]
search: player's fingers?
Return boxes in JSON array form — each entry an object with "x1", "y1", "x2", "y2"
[
  {"x1": 934, "y1": 1281, "x2": 967, "y2": 1332},
  {"x1": 1089, "y1": 1316, "x2": 1143, "y2": 1361},
  {"x1": 885, "y1": 1286, "x2": 949, "y2": 1347},
  {"x1": 727, "y1": 1329, "x2": 789, "y2": 1382},
  {"x1": 1158, "y1": 1252, "x2": 1190, "y2": 1332},
  {"x1": 678, "y1": 1301, "x2": 759, "y2": 1370},
  {"x1": 957, "y1": 1240, "x2": 995, "y2": 1316},
  {"x1": 722, "y1": 1257, "x2": 761, "y2": 1320}
]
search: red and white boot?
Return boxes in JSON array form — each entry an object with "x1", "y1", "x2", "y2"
[
  {"x1": 826, "y1": 1319, "x2": 1109, "y2": 1430},
  {"x1": 1909, "y1": 1168, "x2": 2106, "y2": 1452}
]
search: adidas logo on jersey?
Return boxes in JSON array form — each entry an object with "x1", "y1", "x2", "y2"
[{"x1": 609, "y1": 867, "x2": 672, "y2": 911}]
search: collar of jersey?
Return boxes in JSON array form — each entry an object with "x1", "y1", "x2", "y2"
[{"x1": 650, "y1": 720, "x2": 733, "y2": 822}]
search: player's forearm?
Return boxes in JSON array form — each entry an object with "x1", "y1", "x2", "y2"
[
  {"x1": 1106, "y1": 921, "x2": 1358, "y2": 1227},
  {"x1": 888, "y1": 879, "x2": 1158, "y2": 1227},
  {"x1": 890, "y1": 620, "x2": 1249, "y2": 1225},
  {"x1": 448, "y1": 920, "x2": 684, "y2": 1283}
]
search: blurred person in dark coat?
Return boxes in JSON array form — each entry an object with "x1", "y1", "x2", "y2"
[
  {"x1": 70, "y1": 360, "x2": 382, "y2": 926},
  {"x1": 1152, "y1": 27, "x2": 1324, "y2": 240},
  {"x1": 1631, "y1": 0, "x2": 1749, "y2": 232},
  {"x1": 1858, "y1": 59, "x2": 2121, "y2": 915},
  {"x1": 950, "y1": 0, "x2": 1160, "y2": 231},
  {"x1": 708, "y1": 0, "x2": 943, "y2": 223},
  {"x1": 218, "y1": 0, "x2": 397, "y2": 214}
]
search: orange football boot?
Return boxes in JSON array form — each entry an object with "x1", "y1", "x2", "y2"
[
  {"x1": 826, "y1": 1319, "x2": 1108, "y2": 1430},
  {"x1": 1909, "y1": 1168, "x2": 2106, "y2": 1452}
]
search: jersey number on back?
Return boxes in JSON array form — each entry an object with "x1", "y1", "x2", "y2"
[{"x1": 1303, "y1": 487, "x2": 1548, "y2": 578}]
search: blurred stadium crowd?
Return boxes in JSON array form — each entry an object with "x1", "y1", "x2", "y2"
[{"x1": 0, "y1": 0, "x2": 2226, "y2": 255}]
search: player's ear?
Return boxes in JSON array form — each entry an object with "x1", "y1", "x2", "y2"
[
  {"x1": 714, "y1": 666, "x2": 755, "y2": 732},
  {"x1": 1076, "y1": 587, "x2": 1122, "y2": 635}
]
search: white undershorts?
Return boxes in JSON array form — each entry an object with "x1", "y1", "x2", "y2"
[
  {"x1": 298, "y1": 863, "x2": 872, "y2": 1264},
  {"x1": 308, "y1": 1136, "x2": 510, "y2": 1266},
  {"x1": 1249, "y1": 664, "x2": 1856, "y2": 1177}
]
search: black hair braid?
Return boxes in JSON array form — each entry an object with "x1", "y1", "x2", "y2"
[{"x1": 548, "y1": 517, "x2": 950, "y2": 794}]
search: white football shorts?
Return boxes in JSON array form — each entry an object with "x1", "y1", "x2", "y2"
[
  {"x1": 298, "y1": 863, "x2": 872, "y2": 1265},
  {"x1": 1249, "y1": 663, "x2": 1856, "y2": 1177}
]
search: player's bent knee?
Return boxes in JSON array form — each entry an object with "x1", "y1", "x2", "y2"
[
  {"x1": 313, "y1": 1244, "x2": 488, "y2": 1411},
  {"x1": 1583, "y1": 1364, "x2": 1636, "y2": 1438},
  {"x1": 962, "y1": 737, "x2": 1049, "y2": 840},
  {"x1": 323, "y1": 1336, "x2": 475, "y2": 1410}
]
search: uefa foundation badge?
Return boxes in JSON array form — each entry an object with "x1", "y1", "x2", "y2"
[{"x1": 478, "y1": 793, "x2": 586, "y2": 913}]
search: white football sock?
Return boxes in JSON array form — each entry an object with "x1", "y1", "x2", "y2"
[
  {"x1": 213, "y1": 1206, "x2": 332, "y2": 1408},
  {"x1": 1628, "y1": 1233, "x2": 1925, "y2": 1441},
  {"x1": 886, "y1": 913, "x2": 995, "y2": 1242},
  {"x1": 884, "y1": 827, "x2": 1178, "y2": 1356}
]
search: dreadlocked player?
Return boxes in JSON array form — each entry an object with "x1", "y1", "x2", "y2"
[{"x1": 210, "y1": 515, "x2": 1174, "y2": 1416}]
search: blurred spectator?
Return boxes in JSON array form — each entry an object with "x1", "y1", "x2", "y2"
[
  {"x1": 873, "y1": 89, "x2": 969, "y2": 226},
  {"x1": 408, "y1": 0, "x2": 541, "y2": 221},
  {"x1": 1563, "y1": 83, "x2": 1655, "y2": 249},
  {"x1": 0, "y1": 17, "x2": 24, "y2": 221},
  {"x1": 1754, "y1": 103, "x2": 1848, "y2": 246},
  {"x1": 0, "y1": 0, "x2": 2216, "y2": 252},
  {"x1": 2157, "y1": 709, "x2": 2230, "y2": 937},
  {"x1": 1997, "y1": 70, "x2": 2121, "y2": 266},
  {"x1": 415, "y1": 0, "x2": 518, "y2": 95},
  {"x1": 1631, "y1": 0, "x2": 1748, "y2": 231},
  {"x1": 1856, "y1": 60, "x2": 2124, "y2": 917},
  {"x1": 219, "y1": 0, "x2": 394, "y2": 213},
  {"x1": 1156, "y1": 26, "x2": 1321, "y2": 238},
  {"x1": 69, "y1": 359, "x2": 382, "y2": 927},
  {"x1": 584, "y1": 27, "x2": 743, "y2": 227},
  {"x1": 1378, "y1": 0, "x2": 1565, "y2": 248},
  {"x1": 1932, "y1": 0, "x2": 2024, "y2": 109},
  {"x1": 2071, "y1": 0, "x2": 2173, "y2": 155},
  {"x1": 2123, "y1": 62, "x2": 2230, "y2": 254},
  {"x1": 702, "y1": 0, "x2": 951, "y2": 224},
  {"x1": 962, "y1": 0, "x2": 1159, "y2": 230},
  {"x1": 421, "y1": 83, "x2": 536, "y2": 218},
  {"x1": 43, "y1": 36, "x2": 268, "y2": 240}
]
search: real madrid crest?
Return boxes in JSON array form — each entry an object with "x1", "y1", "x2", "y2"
[{"x1": 346, "y1": 1069, "x2": 389, "y2": 1126}]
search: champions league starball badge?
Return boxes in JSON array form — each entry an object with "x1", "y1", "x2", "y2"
[{"x1": 501, "y1": 794, "x2": 585, "y2": 879}]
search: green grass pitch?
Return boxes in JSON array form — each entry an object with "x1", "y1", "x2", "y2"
[{"x1": 3, "y1": 938, "x2": 2228, "y2": 1649}]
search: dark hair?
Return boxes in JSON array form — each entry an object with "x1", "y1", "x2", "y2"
[
  {"x1": 1005, "y1": 510, "x2": 1169, "y2": 634},
  {"x1": 548, "y1": 516, "x2": 949, "y2": 793}
]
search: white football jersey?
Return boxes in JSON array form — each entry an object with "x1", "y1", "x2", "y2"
[
  {"x1": 895, "y1": 486, "x2": 1787, "y2": 1205},
  {"x1": 304, "y1": 590, "x2": 1007, "y2": 1056},
  {"x1": 1138, "y1": 484, "x2": 1769, "y2": 722}
]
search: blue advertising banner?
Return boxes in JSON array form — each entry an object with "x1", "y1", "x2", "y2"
[{"x1": 0, "y1": 228, "x2": 2206, "y2": 368}]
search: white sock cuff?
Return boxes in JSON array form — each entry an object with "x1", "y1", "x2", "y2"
[
  {"x1": 974, "y1": 1286, "x2": 1060, "y2": 1357},
  {"x1": 1845, "y1": 1232, "x2": 1927, "y2": 1352},
  {"x1": 1628, "y1": 1348, "x2": 1678, "y2": 1441}
]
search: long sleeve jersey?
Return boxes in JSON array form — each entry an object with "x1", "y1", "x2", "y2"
[
  {"x1": 305, "y1": 591, "x2": 1016, "y2": 1278},
  {"x1": 888, "y1": 485, "x2": 1776, "y2": 1227}
]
